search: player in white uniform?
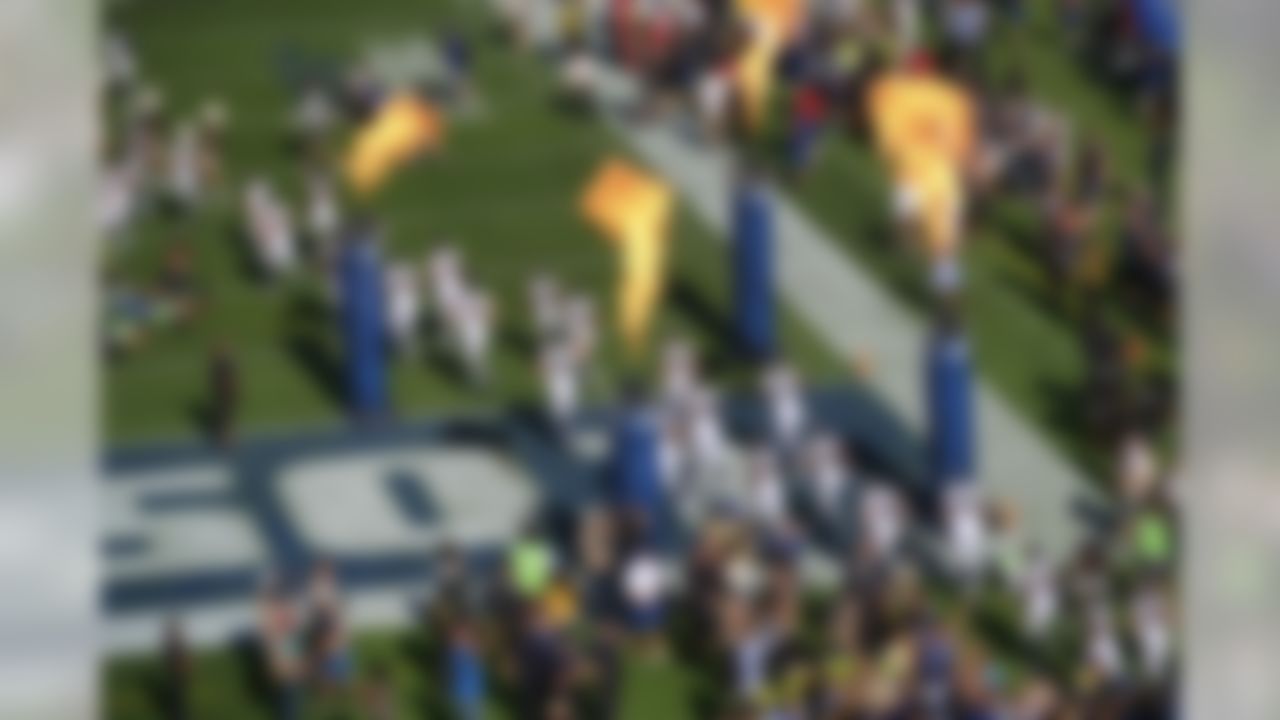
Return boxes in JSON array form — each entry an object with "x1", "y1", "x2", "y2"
[
  {"x1": 527, "y1": 272, "x2": 564, "y2": 344},
  {"x1": 540, "y1": 340, "x2": 580, "y2": 437},
  {"x1": 385, "y1": 262, "x2": 422, "y2": 356},
  {"x1": 802, "y1": 433, "x2": 855, "y2": 533},
  {"x1": 942, "y1": 483, "x2": 988, "y2": 588},
  {"x1": 1019, "y1": 545, "x2": 1061, "y2": 640},
  {"x1": 860, "y1": 482, "x2": 906, "y2": 563},
  {"x1": 745, "y1": 448, "x2": 788, "y2": 532},
  {"x1": 453, "y1": 287, "x2": 495, "y2": 386},
  {"x1": 167, "y1": 121, "x2": 202, "y2": 211},
  {"x1": 762, "y1": 362, "x2": 809, "y2": 453},
  {"x1": 304, "y1": 170, "x2": 342, "y2": 258},
  {"x1": 427, "y1": 245, "x2": 467, "y2": 330},
  {"x1": 99, "y1": 155, "x2": 140, "y2": 242},
  {"x1": 242, "y1": 178, "x2": 297, "y2": 279}
]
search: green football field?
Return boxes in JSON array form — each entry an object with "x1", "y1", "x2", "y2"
[
  {"x1": 103, "y1": 0, "x2": 853, "y2": 446},
  {"x1": 104, "y1": 0, "x2": 1174, "y2": 476},
  {"x1": 103, "y1": 0, "x2": 1174, "y2": 716}
]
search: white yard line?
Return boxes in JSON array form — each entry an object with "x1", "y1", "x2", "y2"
[{"x1": 104, "y1": 584, "x2": 427, "y2": 657}]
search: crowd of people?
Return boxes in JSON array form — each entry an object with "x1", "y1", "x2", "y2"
[
  {"x1": 156, "y1": 415, "x2": 1176, "y2": 718},
  {"x1": 104, "y1": 0, "x2": 1180, "y2": 717}
]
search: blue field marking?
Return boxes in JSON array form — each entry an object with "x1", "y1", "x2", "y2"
[
  {"x1": 386, "y1": 467, "x2": 442, "y2": 525},
  {"x1": 103, "y1": 383, "x2": 923, "y2": 618},
  {"x1": 104, "y1": 536, "x2": 150, "y2": 561}
]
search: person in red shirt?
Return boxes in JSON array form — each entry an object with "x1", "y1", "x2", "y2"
[{"x1": 786, "y1": 80, "x2": 828, "y2": 177}]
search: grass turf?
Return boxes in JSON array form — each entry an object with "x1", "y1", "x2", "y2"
[
  {"x1": 104, "y1": 628, "x2": 703, "y2": 720},
  {"x1": 104, "y1": 0, "x2": 850, "y2": 444}
]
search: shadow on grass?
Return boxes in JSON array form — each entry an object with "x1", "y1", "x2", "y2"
[
  {"x1": 401, "y1": 627, "x2": 454, "y2": 720},
  {"x1": 231, "y1": 634, "x2": 276, "y2": 713},
  {"x1": 283, "y1": 293, "x2": 347, "y2": 412},
  {"x1": 223, "y1": 219, "x2": 264, "y2": 287},
  {"x1": 1033, "y1": 375, "x2": 1098, "y2": 471},
  {"x1": 668, "y1": 603, "x2": 727, "y2": 719},
  {"x1": 186, "y1": 397, "x2": 217, "y2": 445},
  {"x1": 667, "y1": 275, "x2": 739, "y2": 376}
]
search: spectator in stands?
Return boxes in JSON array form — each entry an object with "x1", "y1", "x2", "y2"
[
  {"x1": 432, "y1": 541, "x2": 485, "y2": 622},
  {"x1": 986, "y1": 497, "x2": 1023, "y2": 587},
  {"x1": 571, "y1": 621, "x2": 623, "y2": 720},
  {"x1": 785, "y1": 73, "x2": 830, "y2": 178},
  {"x1": 1117, "y1": 189, "x2": 1176, "y2": 320},
  {"x1": 508, "y1": 523, "x2": 558, "y2": 605},
  {"x1": 727, "y1": 591, "x2": 775, "y2": 707},
  {"x1": 1130, "y1": 577, "x2": 1176, "y2": 682},
  {"x1": 1119, "y1": 485, "x2": 1176, "y2": 580},
  {"x1": 576, "y1": 507, "x2": 618, "y2": 622},
  {"x1": 813, "y1": 596, "x2": 863, "y2": 715},
  {"x1": 541, "y1": 567, "x2": 582, "y2": 634},
  {"x1": 1084, "y1": 594, "x2": 1126, "y2": 686},
  {"x1": 304, "y1": 559, "x2": 355, "y2": 694},
  {"x1": 609, "y1": 381, "x2": 665, "y2": 539},
  {"x1": 516, "y1": 599, "x2": 570, "y2": 720},
  {"x1": 911, "y1": 611, "x2": 957, "y2": 715},
  {"x1": 256, "y1": 574, "x2": 304, "y2": 720},
  {"x1": 941, "y1": 0, "x2": 991, "y2": 74},
  {"x1": 693, "y1": 51, "x2": 733, "y2": 142},
  {"x1": 619, "y1": 546, "x2": 669, "y2": 651},
  {"x1": 446, "y1": 616, "x2": 486, "y2": 720}
]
